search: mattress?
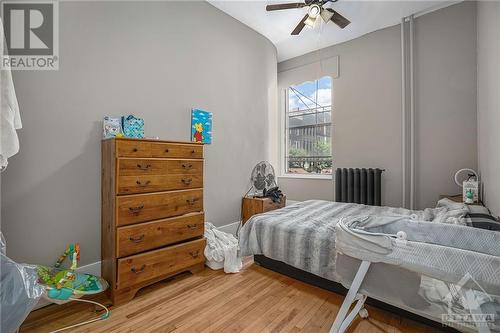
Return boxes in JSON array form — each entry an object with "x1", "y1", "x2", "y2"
[{"x1": 239, "y1": 199, "x2": 467, "y2": 281}]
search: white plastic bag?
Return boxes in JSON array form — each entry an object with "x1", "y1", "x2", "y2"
[
  {"x1": 204, "y1": 223, "x2": 242, "y2": 273},
  {"x1": 1, "y1": 232, "x2": 44, "y2": 333}
]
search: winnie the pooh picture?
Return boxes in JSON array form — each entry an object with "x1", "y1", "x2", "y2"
[
  {"x1": 191, "y1": 109, "x2": 212, "y2": 144},
  {"x1": 193, "y1": 122, "x2": 204, "y2": 143}
]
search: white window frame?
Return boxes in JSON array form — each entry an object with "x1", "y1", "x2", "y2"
[{"x1": 279, "y1": 81, "x2": 333, "y2": 180}]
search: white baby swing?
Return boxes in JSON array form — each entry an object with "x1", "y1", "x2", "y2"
[{"x1": 329, "y1": 215, "x2": 500, "y2": 333}]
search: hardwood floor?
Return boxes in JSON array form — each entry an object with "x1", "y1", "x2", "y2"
[{"x1": 21, "y1": 262, "x2": 447, "y2": 333}]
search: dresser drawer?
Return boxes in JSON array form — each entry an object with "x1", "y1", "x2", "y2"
[
  {"x1": 117, "y1": 213, "x2": 204, "y2": 257},
  {"x1": 151, "y1": 143, "x2": 203, "y2": 159},
  {"x1": 118, "y1": 159, "x2": 168, "y2": 176},
  {"x1": 116, "y1": 141, "x2": 152, "y2": 157},
  {"x1": 117, "y1": 238, "x2": 205, "y2": 288},
  {"x1": 117, "y1": 159, "x2": 203, "y2": 177},
  {"x1": 165, "y1": 160, "x2": 203, "y2": 175},
  {"x1": 262, "y1": 196, "x2": 286, "y2": 212},
  {"x1": 117, "y1": 174, "x2": 203, "y2": 194},
  {"x1": 117, "y1": 189, "x2": 203, "y2": 226}
]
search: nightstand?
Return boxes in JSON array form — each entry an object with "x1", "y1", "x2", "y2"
[
  {"x1": 241, "y1": 196, "x2": 286, "y2": 224},
  {"x1": 440, "y1": 194, "x2": 484, "y2": 206}
]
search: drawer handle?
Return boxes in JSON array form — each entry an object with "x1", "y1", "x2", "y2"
[
  {"x1": 129, "y1": 234, "x2": 145, "y2": 243},
  {"x1": 182, "y1": 163, "x2": 193, "y2": 169},
  {"x1": 136, "y1": 180, "x2": 151, "y2": 187},
  {"x1": 165, "y1": 148, "x2": 169, "y2": 153},
  {"x1": 132, "y1": 148, "x2": 138, "y2": 152},
  {"x1": 186, "y1": 198, "x2": 197, "y2": 205},
  {"x1": 137, "y1": 164, "x2": 151, "y2": 171},
  {"x1": 190, "y1": 150, "x2": 196, "y2": 154},
  {"x1": 131, "y1": 265, "x2": 146, "y2": 274},
  {"x1": 186, "y1": 224, "x2": 198, "y2": 230},
  {"x1": 181, "y1": 178, "x2": 192, "y2": 185},
  {"x1": 189, "y1": 250, "x2": 200, "y2": 258},
  {"x1": 129, "y1": 205, "x2": 144, "y2": 214}
]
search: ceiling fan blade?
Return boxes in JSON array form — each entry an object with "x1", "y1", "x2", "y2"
[
  {"x1": 325, "y1": 8, "x2": 350, "y2": 28},
  {"x1": 266, "y1": 3, "x2": 306, "y2": 11},
  {"x1": 291, "y1": 14, "x2": 309, "y2": 35}
]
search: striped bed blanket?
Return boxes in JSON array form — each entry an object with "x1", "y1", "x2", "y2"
[{"x1": 239, "y1": 199, "x2": 468, "y2": 281}]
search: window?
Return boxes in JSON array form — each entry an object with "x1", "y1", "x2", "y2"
[{"x1": 284, "y1": 76, "x2": 332, "y2": 176}]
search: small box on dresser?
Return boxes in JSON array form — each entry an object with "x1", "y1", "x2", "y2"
[{"x1": 102, "y1": 138, "x2": 205, "y2": 305}]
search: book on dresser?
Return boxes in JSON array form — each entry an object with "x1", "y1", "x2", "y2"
[{"x1": 101, "y1": 138, "x2": 206, "y2": 305}]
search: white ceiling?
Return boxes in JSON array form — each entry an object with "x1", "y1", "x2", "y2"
[{"x1": 208, "y1": 0, "x2": 459, "y2": 61}]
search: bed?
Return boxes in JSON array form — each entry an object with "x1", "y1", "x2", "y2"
[{"x1": 239, "y1": 199, "x2": 499, "y2": 333}]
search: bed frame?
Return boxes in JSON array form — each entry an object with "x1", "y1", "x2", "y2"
[{"x1": 254, "y1": 255, "x2": 459, "y2": 333}]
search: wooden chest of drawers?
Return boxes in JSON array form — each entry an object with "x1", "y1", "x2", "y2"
[{"x1": 102, "y1": 138, "x2": 205, "y2": 305}]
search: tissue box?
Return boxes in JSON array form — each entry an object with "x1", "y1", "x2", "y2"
[{"x1": 463, "y1": 180, "x2": 479, "y2": 203}]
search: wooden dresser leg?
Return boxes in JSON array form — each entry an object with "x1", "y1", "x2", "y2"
[
  {"x1": 189, "y1": 262, "x2": 205, "y2": 274},
  {"x1": 113, "y1": 288, "x2": 140, "y2": 306}
]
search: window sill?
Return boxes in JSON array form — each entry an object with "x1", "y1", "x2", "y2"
[{"x1": 279, "y1": 174, "x2": 333, "y2": 180}]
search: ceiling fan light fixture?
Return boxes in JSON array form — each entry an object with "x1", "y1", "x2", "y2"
[
  {"x1": 308, "y1": 4, "x2": 321, "y2": 18},
  {"x1": 320, "y1": 8, "x2": 334, "y2": 22},
  {"x1": 304, "y1": 15, "x2": 317, "y2": 27}
]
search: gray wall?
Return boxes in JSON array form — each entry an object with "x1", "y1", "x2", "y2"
[
  {"x1": 276, "y1": 1, "x2": 477, "y2": 209},
  {"x1": 1, "y1": 1, "x2": 277, "y2": 265},
  {"x1": 278, "y1": 23, "x2": 402, "y2": 206},
  {"x1": 414, "y1": 1, "x2": 477, "y2": 209},
  {"x1": 279, "y1": 177, "x2": 334, "y2": 202},
  {"x1": 477, "y1": 1, "x2": 500, "y2": 217}
]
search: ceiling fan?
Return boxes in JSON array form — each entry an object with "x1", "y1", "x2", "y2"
[{"x1": 266, "y1": 0, "x2": 351, "y2": 35}]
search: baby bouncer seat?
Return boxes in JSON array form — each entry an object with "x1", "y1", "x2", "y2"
[
  {"x1": 1, "y1": 234, "x2": 109, "y2": 333},
  {"x1": 330, "y1": 215, "x2": 500, "y2": 333}
]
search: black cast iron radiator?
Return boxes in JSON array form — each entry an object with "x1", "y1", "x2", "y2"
[{"x1": 335, "y1": 168, "x2": 384, "y2": 206}]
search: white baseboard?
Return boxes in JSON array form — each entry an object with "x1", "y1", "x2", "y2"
[
  {"x1": 33, "y1": 261, "x2": 101, "y2": 310},
  {"x1": 76, "y1": 260, "x2": 101, "y2": 276},
  {"x1": 217, "y1": 221, "x2": 241, "y2": 236}
]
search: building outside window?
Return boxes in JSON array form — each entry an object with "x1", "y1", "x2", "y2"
[{"x1": 284, "y1": 76, "x2": 332, "y2": 176}]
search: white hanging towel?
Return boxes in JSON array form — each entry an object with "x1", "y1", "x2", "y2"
[{"x1": 0, "y1": 17, "x2": 22, "y2": 170}]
